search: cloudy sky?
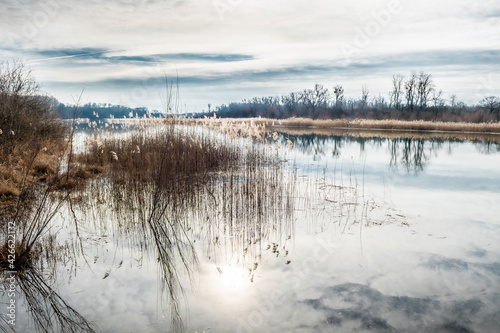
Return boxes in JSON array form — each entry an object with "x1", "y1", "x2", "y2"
[{"x1": 1, "y1": 0, "x2": 499, "y2": 112}]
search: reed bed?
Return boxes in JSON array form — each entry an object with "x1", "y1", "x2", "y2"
[
  {"x1": 264, "y1": 127, "x2": 500, "y2": 144},
  {"x1": 65, "y1": 123, "x2": 296, "y2": 331},
  {"x1": 177, "y1": 116, "x2": 500, "y2": 135}
]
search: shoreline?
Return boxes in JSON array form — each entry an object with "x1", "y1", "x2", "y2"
[
  {"x1": 213, "y1": 117, "x2": 500, "y2": 135},
  {"x1": 171, "y1": 116, "x2": 500, "y2": 141}
]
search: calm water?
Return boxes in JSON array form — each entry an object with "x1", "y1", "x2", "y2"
[{"x1": 4, "y1": 130, "x2": 500, "y2": 333}]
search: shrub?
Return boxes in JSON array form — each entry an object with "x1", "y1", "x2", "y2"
[{"x1": 0, "y1": 60, "x2": 67, "y2": 154}]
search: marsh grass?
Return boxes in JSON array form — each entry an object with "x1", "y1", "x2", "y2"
[
  {"x1": 268, "y1": 117, "x2": 500, "y2": 133},
  {"x1": 179, "y1": 116, "x2": 500, "y2": 134},
  {"x1": 66, "y1": 123, "x2": 297, "y2": 330}
]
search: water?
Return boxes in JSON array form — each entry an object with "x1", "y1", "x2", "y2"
[{"x1": 3, "y1": 129, "x2": 500, "y2": 333}]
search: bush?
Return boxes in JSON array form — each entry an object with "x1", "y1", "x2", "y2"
[{"x1": 0, "y1": 61, "x2": 67, "y2": 154}]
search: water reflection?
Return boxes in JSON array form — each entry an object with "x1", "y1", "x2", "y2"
[
  {"x1": 3, "y1": 126, "x2": 499, "y2": 332},
  {"x1": 68, "y1": 135, "x2": 297, "y2": 331},
  {"x1": 284, "y1": 132, "x2": 500, "y2": 174},
  {"x1": 2, "y1": 268, "x2": 97, "y2": 333},
  {"x1": 300, "y1": 283, "x2": 493, "y2": 332},
  {"x1": 1, "y1": 125, "x2": 299, "y2": 332}
]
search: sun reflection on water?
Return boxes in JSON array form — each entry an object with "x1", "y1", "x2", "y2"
[{"x1": 215, "y1": 263, "x2": 249, "y2": 290}]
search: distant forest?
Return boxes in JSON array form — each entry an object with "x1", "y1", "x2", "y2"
[
  {"x1": 49, "y1": 97, "x2": 162, "y2": 120},
  {"x1": 205, "y1": 72, "x2": 500, "y2": 123}
]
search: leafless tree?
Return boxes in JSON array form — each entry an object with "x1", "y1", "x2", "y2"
[
  {"x1": 333, "y1": 85, "x2": 344, "y2": 109},
  {"x1": 431, "y1": 89, "x2": 444, "y2": 108},
  {"x1": 416, "y1": 71, "x2": 434, "y2": 109},
  {"x1": 373, "y1": 94, "x2": 387, "y2": 109},
  {"x1": 404, "y1": 72, "x2": 417, "y2": 111},
  {"x1": 390, "y1": 75, "x2": 404, "y2": 110},
  {"x1": 450, "y1": 94, "x2": 457, "y2": 109},
  {"x1": 361, "y1": 85, "x2": 369, "y2": 109},
  {"x1": 301, "y1": 84, "x2": 329, "y2": 113},
  {"x1": 281, "y1": 91, "x2": 302, "y2": 115},
  {"x1": 481, "y1": 96, "x2": 500, "y2": 114}
]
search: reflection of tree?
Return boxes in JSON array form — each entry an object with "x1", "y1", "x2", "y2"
[
  {"x1": 288, "y1": 134, "x2": 329, "y2": 157},
  {"x1": 287, "y1": 134, "x2": 371, "y2": 158},
  {"x1": 475, "y1": 140, "x2": 500, "y2": 154},
  {"x1": 286, "y1": 132, "x2": 462, "y2": 175},
  {"x1": 388, "y1": 139, "x2": 446, "y2": 174},
  {"x1": 388, "y1": 139, "x2": 428, "y2": 173},
  {"x1": 0, "y1": 178, "x2": 94, "y2": 332}
]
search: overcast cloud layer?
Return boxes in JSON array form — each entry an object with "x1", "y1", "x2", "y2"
[{"x1": 1, "y1": 0, "x2": 499, "y2": 111}]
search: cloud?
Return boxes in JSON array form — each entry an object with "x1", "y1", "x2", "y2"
[
  {"x1": 156, "y1": 53, "x2": 254, "y2": 62},
  {"x1": 1, "y1": 0, "x2": 499, "y2": 110},
  {"x1": 25, "y1": 47, "x2": 254, "y2": 65},
  {"x1": 69, "y1": 48, "x2": 499, "y2": 83}
]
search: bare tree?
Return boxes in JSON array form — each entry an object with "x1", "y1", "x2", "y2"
[
  {"x1": 416, "y1": 71, "x2": 434, "y2": 109},
  {"x1": 450, "y1": 94, "x2": 457, "y2": 109},
  {"x1": 373, "y1": 94, "x2": 387, "y2": 109},
  {"x1": 361, "y1": 85, "x2": 369, "y2": 109},
  {"x1": 301, "y1": 84, "x2": 329, "y2": 114},
  {"x1": 313, "y1": 84, "x2": 329, "y2": 110},
  {"x1": 282, "y1": 92, "x2": 302, "y2": 116},
  {"x1": 390, "y1": 75, "x2": 405, "y2": 110},
  {"x1": 404, "y1": 72, "x2": 417, "y2": 111},
  {"x1": 481, "y1": 96, "x2": 500, "y2": 114},
  {"x1": 431, "y1": 89, "x2": 443, "y2": 108},
  {"x1": 333, "y1": 85, "x2": 344, "y2": 109}
]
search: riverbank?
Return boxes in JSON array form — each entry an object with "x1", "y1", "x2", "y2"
[{"x1": 177, "y1": 117, "x2": 500, "y2": 135}]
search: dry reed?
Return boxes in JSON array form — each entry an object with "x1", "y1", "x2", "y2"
[{"x1": 178, "y1": 116, "x2": 500, "y2": 135}]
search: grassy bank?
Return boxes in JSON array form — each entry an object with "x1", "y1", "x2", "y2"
[{"x1": 177, "y1": 116, "x2": 500, "y2": 135}]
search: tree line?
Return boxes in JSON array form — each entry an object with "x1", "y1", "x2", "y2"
[
  {"x1": 206, "y1": 71, "x2": 500, "y2": 123},
  {"x1": 52, "y1": 98, "x2": 162, "y2": 120}
]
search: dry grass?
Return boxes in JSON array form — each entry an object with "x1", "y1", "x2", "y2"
[
  {"x1": 0, "y1": 140, "x2": 67, "y2": 209},
  {"x1": 74, "y1": 125, "x2": 241, "y2": 193},
  {"x1": 268, "y1": 127, "x2": 500, "y2": 143},
  {"x1": 274, "y1": 117, "x2": 500, "y2": 133},
  {"x1": 179, "y1": 116, "x2": 500, "y2": 135}
]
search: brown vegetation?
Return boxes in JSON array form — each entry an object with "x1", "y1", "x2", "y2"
[
  {"x1": 178, "y1": 116, "x2": 500, "y2": 135},
  {"x1": 0, "y1": 61, "x2": 68, "y2": 210}
]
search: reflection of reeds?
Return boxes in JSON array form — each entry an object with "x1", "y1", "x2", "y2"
[
  {"x1": 69, "y1": 124, "x2": 297, "y2": 330},
  {"x1": 0, "y1": 150, "x2": 70, "y2": 273},
  {"x1": 2, "y1": 268, "x2": 97, "y2": 333}
]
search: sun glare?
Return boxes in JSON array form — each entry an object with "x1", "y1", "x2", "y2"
[{"x1": 216, "y1": 264, "x2": 248, "y2": 290}]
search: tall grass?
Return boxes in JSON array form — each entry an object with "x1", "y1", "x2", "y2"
[{"x1": 179, "y1": 116, "x2": 500, "y2": 134}]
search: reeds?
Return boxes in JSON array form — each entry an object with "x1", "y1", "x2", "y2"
[
  {"x1": 65, "y1": 122, "x2": 297, "y2": 330},
  {"x1": 179, "y1": 116, "x2": 500, "y2": 134}
]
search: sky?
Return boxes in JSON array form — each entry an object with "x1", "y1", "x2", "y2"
[{"x1": 1, "y1": 0, "x2": 499, "y2": 113}]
